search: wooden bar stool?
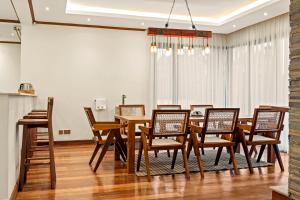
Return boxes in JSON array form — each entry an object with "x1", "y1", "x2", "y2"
[{"x1": 17, "y1": 97, "x2": 56, "y2": 191}]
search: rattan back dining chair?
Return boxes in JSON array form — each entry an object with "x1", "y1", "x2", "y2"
[
  {"x1": 157, "y1": 105, "x2": 182, "y2": 110},
  {"x1": 240, "y1": 108, "x2": 286, "y2": 171},
  {"x1": 188, "y1": 108, "x2": 240, "y2": 178},
  {"x1": 137, "y1": 109, "x2": 191, "y2": 181}
]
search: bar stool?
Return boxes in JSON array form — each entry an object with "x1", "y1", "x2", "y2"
[{"x1": 17, "y1": 97, "x2": 56, "y2": 191}]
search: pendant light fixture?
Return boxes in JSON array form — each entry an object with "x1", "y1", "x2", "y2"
[{"x1": 148, "y1": 0, "x2": 212, "y2": 55}]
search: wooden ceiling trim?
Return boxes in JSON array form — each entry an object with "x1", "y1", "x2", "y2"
[
  {"x1": 0, "y1": 41, "x2": 21, "y2": 44},
  {"x1": 35, "y1": 21, "x2": 146, "y2": 32},
  {"x1": 0, "y1": 19, "x2": 20, "y2": 24},
  {"x1": 28, "y1": 0, "x2": 146, "y2": 32}
]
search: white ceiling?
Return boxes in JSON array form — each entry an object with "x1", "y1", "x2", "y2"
[
  {"x1": 0, "y1": 0, "x2": 290, "y2": 39},
  {"x1": 0, "y1": 0, "x2": 19, "y2": 42}
]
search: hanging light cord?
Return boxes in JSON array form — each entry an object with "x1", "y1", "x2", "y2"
[
  {"x1": 184, "y1": 0, "x2": 196, "y2": 30},
  {"x1": 165, "y1": 0, "x2": 176, "y2": 28}
]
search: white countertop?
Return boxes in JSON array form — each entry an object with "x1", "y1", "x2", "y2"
[{"x1": 0, "y1": 92, "x2": 37, "y2": 97}]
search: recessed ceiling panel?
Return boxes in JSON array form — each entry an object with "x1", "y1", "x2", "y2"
[{"x1": 0, "y1": 0, "x2": 18, "y2": 19}]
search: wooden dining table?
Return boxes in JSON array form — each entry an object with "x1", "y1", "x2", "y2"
[{"x1": 115, "y1": 114, "x2": 273, "y2": 174}]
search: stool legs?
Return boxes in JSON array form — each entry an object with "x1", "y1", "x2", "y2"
[
  {"x1": 18, "y1": 125, "x2": 28, "y2": 191},
  {"x1": 48, "y1": 124, "x2": 56, "y2": 189}
]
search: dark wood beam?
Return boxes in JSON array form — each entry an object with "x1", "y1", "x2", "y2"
[
  {"x1": 35, "y1": 21, "x2": 146, "y2": 32},
  {"x1": 28, "y1": 0, "x2": 35, "y2": 24},
  {"x1": 0, "y1": 41, "x2": 21, "y2": 44},
  {"x1": 0, "y1": 19, "x2": 20, "y2": 24}
]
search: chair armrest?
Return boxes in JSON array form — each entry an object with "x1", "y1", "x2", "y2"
[
  {"x1": 139, "y1": 126, "x2": 152, "y2": 135},
  {"x1": 190, "y1": 125, "x2": 203, "y2": 133},
  {"x1": 92, "y1": 123, "x2": 127, "y2": 131},
  {"x1": 237, "y1": 124, "x2": 252, "y2": 132}
]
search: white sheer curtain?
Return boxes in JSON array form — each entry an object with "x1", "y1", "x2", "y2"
[
  {"x1": 150, "y1": 14, "x2": 289, "y2": 151},
  {"x1": 227, "y1": 14, "x2": 290, "y2": 151},
  {"x1": 150, "y1": 34, "x2": 227, "y2": 109}
]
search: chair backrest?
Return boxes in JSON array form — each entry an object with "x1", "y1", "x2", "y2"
[
  {"x1": 202, "y1": 108, "x2": 240, "y2": 134},
  {"x1": 148, "y1": 109, "x2": 190, "y2": 146},
  {"x1": 157, "y1": 105, "x2": 181, "y2": 110},
  {"x1": 119, "y1": 104, "x2": 145, "y2": 116},
  {"x1": 249, "y1": 108, "x2": 285, "y2": 142},
  {"x1": 190, "y1": 105, "x2": 213, "y2": 116},
  {"x1": 84, "y1": 107, "x2": 101, "y2": 139}
]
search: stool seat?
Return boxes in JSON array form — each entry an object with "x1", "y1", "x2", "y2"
[
  {"x1": 32, "y1": 109, "x2": 47, "y2": 112},
  {"x1": 24, "y1": 115, "x2": 48, "y2": 119},
  {"x1": 28, "y1": 112, "x2": 47, "y2": 115},
  {"x1": 18, "y1": 119, "x2": 48, "y2": 125}
]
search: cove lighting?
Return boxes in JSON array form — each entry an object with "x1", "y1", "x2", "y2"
[{"x1": 66, "y1": 0, "x2": 279, "y2": 26}]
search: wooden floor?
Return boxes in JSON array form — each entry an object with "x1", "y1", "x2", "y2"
[{"x1": 16, "y1": 144, "x2": 288, "y2": 200}]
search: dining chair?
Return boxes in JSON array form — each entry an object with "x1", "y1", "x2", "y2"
[
  {"x1": 239, "y1": 108, "x2": 286, "y2": 171},
  {"x1": 157, "y1": 105, "x2": 182, "y2": 110},
  {"x1": 156, "y1": 104, "x2": 182, "y2": 157},
  {"x1": 187, "y1": 108, "x2": 240, "y2": 178},
  {"x1": 84, "y1": 107, "x2": 127, "y2": 172},
  {"x1": 190, "y1": 104, "x2": 214, "y2": 155},
  {"x1": 190, "y1": 105, "x2": 213, "y2": 118},
  {"x1": 137, "y1": 109, "x2": 191, "y2": 181},
  {"x1": 248, "y1": 105, "x2": 288, "y2": 158}
]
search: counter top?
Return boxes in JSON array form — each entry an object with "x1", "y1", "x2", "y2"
[{"x1": 0, "y1": 92, "x2": 37, "y2": 97}]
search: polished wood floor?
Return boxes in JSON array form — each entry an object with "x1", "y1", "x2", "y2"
[{"x1": 16, "y1": 144, "x2": 288, "y2": 200}]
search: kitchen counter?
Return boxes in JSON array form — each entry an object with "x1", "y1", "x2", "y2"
[{"x1": 0, "y1": 93, "x2": 36, "y2": 200}]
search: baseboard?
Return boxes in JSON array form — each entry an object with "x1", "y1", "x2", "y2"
[
  {"x1": 9, "y1": 179, "x2": 19, "y2": 200},
  {"x1": 54, "y1": 139, "x2": 94, "y2": 145}
]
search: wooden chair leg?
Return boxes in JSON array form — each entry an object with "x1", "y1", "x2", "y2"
[
  {"x1": 154, "y1": 150, "x2": 158, "y2": 157},
  {"x1": 273, "y1": 144, "x2": 284, "y2": 171},
  {"x1": 201, "y1": 147, "x2": 205, "y2": 155},
  {"x1": 182, "y1": 148, "x2": 190, "y2": 179},
  {"x1": 215, "y1": 147, "x2": 223, "y2": 165},
  {"x1": 140, "y1": 133, "x2": 151, "y2": 181},
  {"x1": 256, "y1": 144, "x2": 266, "y2": 163},
  {"x1": 187, "y1": 136, "x2": 193, "y2": 159},
  {"x1": 191, "y1": 133, "x2": 204, "y2": 179},
  {"x1": 137, "y1": 140, "x2": 143, "y2": 171},
  {"x1": 239, "y1": 132, "x2": 253, "y2": 174},
  {"x1": 115, "y1": 142, "x2": 126, "y2": 162},
  {"x1": 229, "y1": 146, "x2": 239, "y2": 175},
  {"x1": 167, "y1": 150, "x2": 171, "y2": 157},
  {"x1": 48, "y1": 125, "x2": 56, "y2": 189},
  {"x1": 171, "y1": 149, "x2": 178, "y2": 169},
  {"x1": 89, "y1": 144, "x2": 101, "y2": 165},
  {"x1": 94, "y1": 132, "x2": 114, "y2": 172}
]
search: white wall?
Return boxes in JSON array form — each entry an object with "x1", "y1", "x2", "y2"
[
  {"x1": 0, "y1": 44, "x2": 21, "y2": 92},
  {"x1": 21, "y1": 24, "x2": 150, "y2": 141}
]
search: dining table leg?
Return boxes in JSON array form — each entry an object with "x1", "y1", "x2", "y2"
[{"x1": 127, "y1": 121, "x2": 136, "y2": 174}]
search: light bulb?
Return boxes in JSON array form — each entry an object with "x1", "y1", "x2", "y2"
[
  {"x1": 150, "y1": 45, "x2": 157, "y2": 53},
  {"x1": 202, "y1": 49, "x2": 205, "y2": 56},
  {"x1": 165, "y1": 47, "x2": 172, "y2": 56},
  {"x1": 205, "y1": 46, "x2": 210, "y2": 54}
]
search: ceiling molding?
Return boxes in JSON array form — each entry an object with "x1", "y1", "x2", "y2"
[
  {"x1": 27, "y1": 0, "x2": 146, "y2": 32},
  {"x1": 28, "y1": 0, "x2": 36, "y2": 24},
  {"x1": 35, "y1": 21, "x2": 146, "y2": 31},
  {"x1": 0, "y1": 19, "x2": 20, "y2": 24},
  {"x1": 0, "y1": 41, "x2": 21, "y2": 44}
]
